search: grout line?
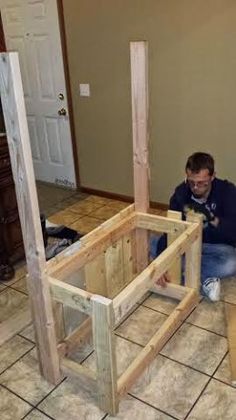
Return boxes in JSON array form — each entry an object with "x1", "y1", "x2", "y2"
[
  {"x1": 17, "y1": 332, "x2": 35, "y2": 346},
  {"x1": 34, "y1": 376, "x2": 67, "y2": 410},
  {"x1": 211, "y1": 351, "x2": 228, "y2": 378},
  {"x1": 158, "y1": 353, "x2": 222, "y2": 378},
  {"x1": 8, "y1": 285, "x2": 28, "y2": 296},
  {"x1": 128, "y1": 393, "x2": 179, "y2": 420},
  {"x1": 183, "y1": 377, "x2": 212, "y2": 420},
  {"x1": 114, "y1": 332, "x2": 143, "y2": 348},
  {"x1": 184, "y1": 320, "x2": 227, "y2": 338},
  {"x1": 0, "y1": 345, "x2": 35, "y2": 377},
  {"x1": 21, "y1": 407, "x2": 56, "y2": 420},
  {"x1": 0, "y1": 383, "x2": 35, "y2": 409},
  {"x1": 213, "y1": 375, "x2": 236, "y2": 390}
]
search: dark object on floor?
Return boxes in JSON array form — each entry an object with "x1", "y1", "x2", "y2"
[
  {"x1": 0, "y1": 263, "x2": 15, "y2": 281},
  {"x1": 40, "y1": 214, "x2": 48, "y2": 247},
  {"x1": 45, "y1": 225, "x2": 83, "y2": 260},
  {"x1": 46, "y1": 225, "x2": 83, "y2": 243}
]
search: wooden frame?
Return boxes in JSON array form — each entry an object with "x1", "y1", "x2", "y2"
[{"x1": 0, "y1": 42, "x2": 202, "y2": 414}]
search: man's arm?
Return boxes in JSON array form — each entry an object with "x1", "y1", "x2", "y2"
[{"x1": 210, "y1": 182, "x2": 236, "y2": 244}]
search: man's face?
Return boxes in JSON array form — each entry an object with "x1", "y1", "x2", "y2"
[{"x1": 186, "y1": 168, "x2": 214, "y2": 198}]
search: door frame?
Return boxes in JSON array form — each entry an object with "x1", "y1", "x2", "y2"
[{"x1": 56, "y1": 0, "x2": 80, "y2": 187}]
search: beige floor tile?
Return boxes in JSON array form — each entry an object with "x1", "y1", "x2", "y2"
[
  {"x1": 0, "y1": 385, "x2": 32, "y2": 419},
  {"x1": 67, "y1": 200, "x2": 104, "y2": 215},
  {"x1": 83, "y1": 335, "x2": 141, "y2": 377},
  {"x1": 107, "y1": 395, "x2": 173, "y2": 419},
  {"x1": 19, "y1": 324, "x2": 35, "y2": 343},
  {"x1": 213, "y1": 354, "x2": 232, "y2": 385},
  {"x1": 142, "y1": 293, "x2": 179, "y2": 315},
  {"x1": 162, "y1": 323, "x2": 227, "y2": 375},
  {"x1": 187, "y1": 300, "x2": 226, "y2": 336},
  {"x1": 0, "y1": 335, "x2": 34, "y2": 374},
  {"x1": 0, "y1": 283, "x2": 6, "y2": 291},
  {"x1": 104, "y1": 200, "x2": 129, "y2": 211},
  {"x1": 10, "y1": 276, "x2": 28, "y2": 294},
  {"x1": 131, "y1": 354, "x2": 209, "y2": 419},
  {"x1": 37, "y1": 183, "x2": 74, "y2": 206},
  {"x1": 149, "y1": 208, "x2": 167, "y2": 216},
  {"x1": 116, "y1": 306, "x2": 167, "y2": 346},
  {"x1": 0, "y1": 349, "x2": 55, "y2": 405},
  {"x1": 0, "y1": 288, "x2": 28, "y2": 322},
  {"x1": 187, "y1": 379, "x2": 236, "y2": 420},
  {"x1": 24, "y1": 409, "x2": 52, "y2": 420},
  {"x1": 222, "y1": 277, "x2": 236, "y2": 304},
  {"x1": 48, "y1": 209, "x2": 82, "y2": 226},
  {"x1": 38, "y1": 376, "x2": 105, "y2": 420},
  {"x1": 91, "y1": 206, "x2": 119, "y2": 220},
  {"x1": 70, "y1": 216, "x2": 103, "y2": 234},
  {"x1": 84, "y1": 195, "x2": 112, "y2": 205}
]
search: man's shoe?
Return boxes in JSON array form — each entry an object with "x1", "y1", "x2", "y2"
[{"x1": 202, "y1": 277, "x2": 221, "y2": 302}]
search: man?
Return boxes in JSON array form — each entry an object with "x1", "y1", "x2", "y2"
[{"x1": 154, "y1": 152, "x2": 236, "y2": 302}]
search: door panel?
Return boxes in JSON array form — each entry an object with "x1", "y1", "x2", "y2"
[{"x1": 1, "y1": 0, "x2": 76, "y2": 188}]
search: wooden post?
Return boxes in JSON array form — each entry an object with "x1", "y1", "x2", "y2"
[
  {"x1": 225, "y1": 303, "x2": 236, "y2": 386},
  {"x1": 0, "y1": 52, "x2": 61, "y2": 383},
  {"x1": 92, "y1": 295, "x2": 118, "y2": 415},
  {"x1": 185, "y1": 213, "x2": 202, "y2": 291},
  {"x1": 167, "y1": 210, "x2": 182, "y2": 284},
  {"x1": 130, "y1": 41, "x2": 149, "y2": 273}
]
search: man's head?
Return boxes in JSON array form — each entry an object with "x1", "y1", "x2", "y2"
[{"x1": 185, "y1": 152, "x2": 215, "y2": 198}]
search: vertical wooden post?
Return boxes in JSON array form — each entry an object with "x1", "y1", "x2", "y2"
[
  {"x1": 92, "y1": 295, "x2": 118, "y2": 415},
  {"x1": 130, "y1": 41, "x2": 149, "y2": 273},
  {"x1": 167, "y1": 210, "x2": 182, "y2": 284},
  {"x1": 185, "y1": 213, "x2": 202, "y2": 291},
  {"x1": 225, "y1": 303, "x2": 236, "y2": 386},
  {"x1": 0, "y1": 52, "x2": 61, "y2": 383}
]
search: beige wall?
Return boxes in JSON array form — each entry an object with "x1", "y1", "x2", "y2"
[{"x1": 62, "y1": 0, "x2": 236, "y2": 204}]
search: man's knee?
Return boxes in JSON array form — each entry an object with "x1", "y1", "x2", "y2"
[{"x1": 222, "y1": 255, "x2": 236, "y2": 278}]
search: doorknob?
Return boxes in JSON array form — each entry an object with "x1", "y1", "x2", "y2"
[
  {"x1": 58, "y1": 108, "x2": 67, "y2": 116},
  {"x1": 58, "y1": 93, "x2": 64, "y2": 100}
]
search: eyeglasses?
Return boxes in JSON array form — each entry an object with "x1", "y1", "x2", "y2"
[{"x1": 187, "y1": 179, "x2": 211, "y2": 189}]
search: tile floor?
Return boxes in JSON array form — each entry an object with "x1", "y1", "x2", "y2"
[{"x1": 0, "y1": 183, "x2": 236, "y2": 420}]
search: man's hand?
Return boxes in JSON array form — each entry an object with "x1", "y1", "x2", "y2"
[
  {"x1": 155, "y1": 272, "x2": 171, "y2": 288},
  {"x1": 210, "y1": 216, "x2": 220, "y2": 227}
]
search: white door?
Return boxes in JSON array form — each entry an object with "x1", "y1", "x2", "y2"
[{"x1": 1, "y1": 0, "x2": 77, "y2": 188}]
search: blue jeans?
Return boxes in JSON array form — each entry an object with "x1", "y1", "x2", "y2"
[
  {"x1": 201, "y1": 243, "x2": 236, "y2": 283},
  {"x1": 150, "y1": 235, "x2": 236, "y2": 284}
]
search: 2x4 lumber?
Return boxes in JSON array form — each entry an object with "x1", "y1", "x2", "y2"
[
  {"x1": 92, "y1": 295, "x2": 118, "y2": 415},
  {"x1": 136, "y1": 212, "x2": 189, "y2": 234},
  {"x1": 149, "y1": 282, "x2": 193, "y2": 301},
  {"x1": 49, "y1": 277, "x2": 92, "y2": 315},
  {"x1": 85, "y1": 253, "x2": 107, "y2": 296},
  {"x1": 0, "y1": 52, "x2": 61, "y2": 383},
  {"x1": 225, "y1": 303, "x2": 236, "y2": 386},
  {"x1": 185, "y1": 213, "x2": 203, "y2": 290},
  {"x1": 61, "y1": 357, "x2": 97, "y2": 393},
  {"x1": 122, "y1": 232, "x2": 135, "y2": 286},
  {"x1": 167, "y1": 210, "x2": 182, "y2": 284},
  {"x1": 130, "y1": 41, "x2": 149, "y2": 272},
  {"x1": 117, "y1": 289, "x2": 198, "y2": 398},
  {"x1": 113, "y1": 221, "x2": 200, "y2": 324},
  {"x1": 48, "y1": 213, "x2": 136, "y2": 280},
  {"x1": 106, "y1": 239, "x2": 124, "y2": 298},
  {"x1": 58, "y1": 317, "x2": 92, "y2": 357}
]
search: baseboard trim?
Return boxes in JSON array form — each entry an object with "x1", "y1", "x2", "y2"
[{"x1": 80, "y1": 186, "x2": 168, "y2": 210}]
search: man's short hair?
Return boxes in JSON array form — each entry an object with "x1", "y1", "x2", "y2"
[{"x1": 185, "y1": 152, "x2": 215, "y2": 176}]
